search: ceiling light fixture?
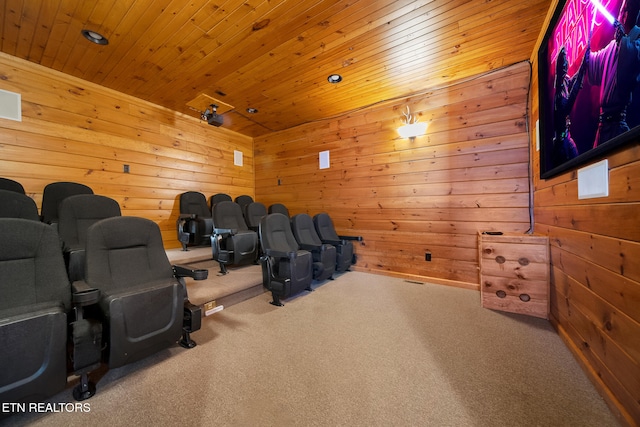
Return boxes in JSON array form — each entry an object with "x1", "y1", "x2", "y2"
[
  {"x1": 327, "y1": 74, "x2": 343, "y2": 84},
  {"x1": 246, "y1": 108, "x2": 258, "y2": 114},
  {"x1": 81, "y1": 29, "x2": 109, "y2": 45},
  {"x1": 397, "y1": 106, "x2": 427, "y2": 140}
]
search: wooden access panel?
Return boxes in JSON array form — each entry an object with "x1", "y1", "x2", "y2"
[{"x1": 478, "y1": 232, "x2": 550, "y2": 319}]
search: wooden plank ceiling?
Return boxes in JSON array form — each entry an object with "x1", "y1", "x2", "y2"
[{"x1": 1, "y1": 0, "x2": 551, "y2": 137}]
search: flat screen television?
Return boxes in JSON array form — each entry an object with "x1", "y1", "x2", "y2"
[{"x1": 538, "y1": 0, "x2": 640, "y2": 179}]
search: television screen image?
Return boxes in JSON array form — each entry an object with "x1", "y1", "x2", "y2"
[{"x1": 538, "y1": 0, "x2": 640, "y2": 179}]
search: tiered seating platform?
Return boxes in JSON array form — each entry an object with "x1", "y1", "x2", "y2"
[{"x1": 166, "y1": 247, "x2": 265, "y2": 314}]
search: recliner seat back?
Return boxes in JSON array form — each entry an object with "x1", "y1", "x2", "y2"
[
  {"x1": 261, "y1": 213, "x2": 299, "y2": 254},
  {"x1": 213, "y1": 201, "x2": 249, "y2": 231},
  {"x1": 180, "y1": 191, "x2": 210, "y2": 218},
  {"x1": 268, "y1": 203, "x2": 289, "y2": 217},
  {"x1": 0, "y1": 190, "x2": 39, "y2": 221},
  {"x1": 291, "y1": 213, "x2": 336, "y2": 282},
  {"x1": 58, "y1": 195, "x2": 122, "y2": 250},
  {"x1": 211, "y1": 201, "x2": 259, "y2": 273},
  {"x1": 84, "y1": 216, "x2": 185, "y2": 368},
  {"x1": 313, "y1": 213, "x2": 355, "y2": 273},
  {"x1": 58, "y1": 194, "x2": 122, "y2": 282},
  {"x1": 0, "y1": 177, "x2": 25, "y2": 194},
  {"x1": 40, "y1": 182, "x2": 93, "y2": 225},
  {"x1": 0, "y1": 218, "x2": 71, "y2": 404},
  {"x1": 292, "y1": 214, "x2": 322, "y2": 246},
  {"x1": 244, "y1": 201, "x2": 267, "y2": 231},
  {"x1": 0, "y1": 219, "x2": 71, "y2": 311},
  {"x1": 177, "y1": 191, "x2": 213, "y2": 250},
  {"x1": 86, "y1": 217, "x2": 176, "y2": 292},
  {"x1": 234, "y1": 195, "x2": 254, "y2": 215},
  {"x1": 210, "y1": 193, "x2": 232, "y2": 208},
  {"x1": 259, "y1": 213, "x2": 313, "y2": 305}
]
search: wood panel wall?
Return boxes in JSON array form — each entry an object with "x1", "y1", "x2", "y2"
[
  {"x1": 0, "y1": 52, "x2": 254, "y2": 249},
  {"x1": 3, "y1": 29, "x2": 635, "y2": 423},
  {"x1": 528, "y1": 1, "x2": 640, "y2": 424},
  {"x1": 255, "y1": 61, "x2": 532, "y2": 289}
]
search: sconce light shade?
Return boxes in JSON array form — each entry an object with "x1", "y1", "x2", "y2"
[{"x1": 397, "y1": 121, "x2": 428, "y2": 139}]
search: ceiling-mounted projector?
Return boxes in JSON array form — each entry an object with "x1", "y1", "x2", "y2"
[{"x1": 201, "y1": 104, "x2": 223, "y2": 127}]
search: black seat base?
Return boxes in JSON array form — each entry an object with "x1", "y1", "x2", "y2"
[
  {"x1": 270, "y1": 292, "x2": 284, "y2": 307},
  {"x1": 73, "y1": 373, "x2": 97, "y2": 401},
  {"x1": 218, "y1": 262, "x2": 229, "y2": 275},
  {"x1": 180, "y1": 330, "x2": 197, "y2": 349}
]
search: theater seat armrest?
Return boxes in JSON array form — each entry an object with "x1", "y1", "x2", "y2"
[
  {"x1": 299, "y1": 243, "x2": 321, "y2": 252},
  {"x1": 213, "y1": 227, "x2": 237, "y2": 236},
  {"x1": 71, "y1": 281, "x2": 101, "y2": 306},
  {"x1": 173, "y1": 264, "x2": 209, "y2": 280},
  {"x1": 264, "y1": 248, "x2": 298, "y2": 259},
  {"x1": 320, "y1": 238, "x2": 342, "y2": 246},
  {"x1": 338, "y1": 235, "x2": 363, "y2": 241},
  {"x1": 178, "y1": 213, "x2": 198, "y2": 221}
]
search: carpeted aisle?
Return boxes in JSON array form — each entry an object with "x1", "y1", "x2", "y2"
[{"x1": 2, "y1": 272, "x2": 619, "y2": 426}]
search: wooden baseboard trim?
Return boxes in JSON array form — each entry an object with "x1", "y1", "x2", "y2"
[{"x1": 551, "y1": 317, "x2": 635, "y2": 427}]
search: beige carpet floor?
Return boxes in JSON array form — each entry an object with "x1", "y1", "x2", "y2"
[{"x1": 2, "y1": 271, "x2": 619, "y2": 426}]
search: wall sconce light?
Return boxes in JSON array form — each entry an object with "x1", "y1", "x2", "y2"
[{"x1": 397, "y1": 106, "x2": 427, "y2": 140}]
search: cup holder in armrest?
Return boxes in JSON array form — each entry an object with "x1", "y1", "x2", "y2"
[
  {"x1": 192, "y1": 269, "x2": 208, "y2": 280},
  {"x1": 72, "y1": 288, "x2": 101, "y2": 306}
]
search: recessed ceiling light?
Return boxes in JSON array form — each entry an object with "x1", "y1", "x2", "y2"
[
  {"x1": 81, "y1": 29, "x2": 109, "y2": 45},
  {"x1": 327, "y1": 74, "x2": 342, "y2": 84},
  {"x1": 246, "y1": 108, "x2": 258, "y2": 114}
]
